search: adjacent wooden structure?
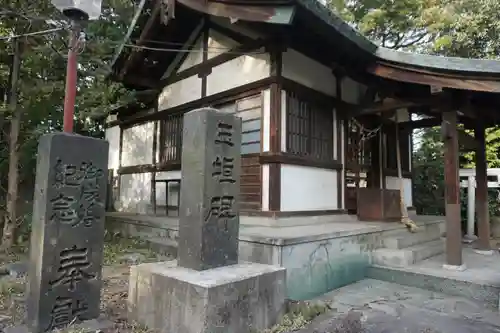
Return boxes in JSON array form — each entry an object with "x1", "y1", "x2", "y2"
[{"x1": 108, "y1": 0, "x2": 500, "y2": 268}]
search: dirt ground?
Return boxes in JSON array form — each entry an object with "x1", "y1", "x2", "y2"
[{"x1": 0, "y1": 238, "x2": 169, "y2": 333}]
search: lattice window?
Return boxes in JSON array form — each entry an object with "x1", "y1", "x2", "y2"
[
  {"x1": 159, "y1": 113, "x2": 183, "y2": 162},
  {"x1": 286, "y1": 92, "x2": 333, "y2": 161}
]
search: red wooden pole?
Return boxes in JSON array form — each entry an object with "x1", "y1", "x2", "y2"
[{"x1": 63, "y1": 22, "x2": 80, "y2": 133}]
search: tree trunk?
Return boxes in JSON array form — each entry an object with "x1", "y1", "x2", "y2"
[{"x1": 2, "y1": 38, "x2": 22, "y2": 251}]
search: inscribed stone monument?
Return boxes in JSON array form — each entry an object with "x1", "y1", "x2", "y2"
[
  {"x1": 22, "y1": 133, "x2": 108, "y2": 333},
  {"x1": 177, "y1": 107, "x2": 241, "y2": 270},
  {"x1": 127, "y1": 108, "x2": 286, "y2": 333}
]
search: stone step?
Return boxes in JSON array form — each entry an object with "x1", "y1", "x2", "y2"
[
  {"x1": 366, "y1": 266, "x2": 500, "y2": 309},
  {"x1": 383, "y1": 224, "x2": 442, "y2": 249},
  {"x1": 372, "y1": 239, "x2": 444, "y2": 268},
  {"x1": 143, "y1": 237, "x2": 178, "y2": 257}
]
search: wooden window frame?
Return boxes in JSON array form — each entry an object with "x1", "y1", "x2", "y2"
[
  {"x1": 158, "y1": 113, "x2": 183, "y2": 163},
  {"x1": 285, "y1": 91, "x2": 334, "y2": 162}
]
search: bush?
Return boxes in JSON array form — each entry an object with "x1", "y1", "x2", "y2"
[{"x1": 460, "y1": 188, "x2": 500, "y2": 235}]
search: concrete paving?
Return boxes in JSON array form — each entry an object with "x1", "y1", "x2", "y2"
[{"x1": 293, "y1": 279, "x2": 500, "y2": 333}]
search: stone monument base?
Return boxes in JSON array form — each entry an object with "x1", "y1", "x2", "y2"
[
  {"x1": 128, "y1": 260, "x2": 286, "y2": 333},
  {"x1": 5, "y1": 317, "x2": 112, "y2": 333}
]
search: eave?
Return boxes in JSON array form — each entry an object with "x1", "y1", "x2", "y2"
[{"x1": 296, "y1": 0, "x2": 500, "y2": 93}]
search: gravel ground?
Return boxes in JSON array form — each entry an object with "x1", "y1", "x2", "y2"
[{"x1": 0, "y1": 239, "x2": 169, "y2": 333}]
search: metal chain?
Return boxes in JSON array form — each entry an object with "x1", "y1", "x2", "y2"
[{"x1": 352, "y1": 118, "x2": 382, "y2": 143}]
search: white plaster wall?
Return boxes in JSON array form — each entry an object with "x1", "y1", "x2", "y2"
[
  {"x1": 158, "y1": 75, "x2": 202, "y2": 111},
  {"x1": 261, "y1": 165, "x2": 270, "y2": 211},
  {"x1": 121, "y1": 122, "x2": 154, "y2": 167},
  {"x1": 389, "y1": 108, "x2": 410, "y2": 122},
  {"x1": 207, "y1": 29, "x2": 239, "y2": 59},
  {"x1": 105, "y1": 126, "x2": 120, "y2": 170},
  {"x1": 282, "y1": 49, "x2": 337, "y2": 97},
  {"x1": 385, "y1": 176, "x2": 413, "y2": 208},
  {"x1": 281, "y1": 165, "x2": 338, "y2": 211},
  {"x1": 177, "y1": 37, "x2": 203, "y2": 72},
  {"x1": 155, "y1": 171, "x2": 182, "y2": 207},
  {"x1": 119, "y1": 173, "x2": 152, "y2": 214},
  {"x1": 206, "y1": 50, "x2": 270, "y2": 96},
  {"x1": 210, "y1": 17, "x2": 265, "y2": 40},
  {"x1": 341, "y1": 76, "x2": 367, "y2": 104}
]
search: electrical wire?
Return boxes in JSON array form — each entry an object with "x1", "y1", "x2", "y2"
[
  {"x1": 120, "y1": 43, "x2": 265, "y2": 55},
  {"x1": 0, "y1": 27, "x2": 64, "y2": 41},
  {"x1": 128, "y1": 38, "x2": 240, "y2": 50}
]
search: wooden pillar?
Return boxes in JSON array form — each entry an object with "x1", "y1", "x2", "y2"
[
  {"x1": 368, "y1": 131, "x2": 381, "y2": 188},
  {"x1": 475, "y1": 119, "x2": 491, "y2": 252},
  {"x1": 268, "y1": 41, "x2": 282, "y2": 212},
  {"x1": 442, "y1": 110, "x2": 463, "y2": 268}
]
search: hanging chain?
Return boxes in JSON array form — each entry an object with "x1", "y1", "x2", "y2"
[{"x1": 352, "y1": 118, "x2": 382, "y2": 144}]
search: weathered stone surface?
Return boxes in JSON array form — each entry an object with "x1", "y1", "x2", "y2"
[
  {"x1": 5, "y1": 317, "x2": 112, "y2": 333},
  {"x1": 292, "y1": 279, "x2": 500, "y2": 333},
  {"x1": 177, "y1": 108, "x2": 242, "y2": 271},
  {"x1": 128, "y1": 260, "x2": 286, "y2": 333},
  {"x1": 25, "y1": 133, "x2": 109, "y2": 333}
]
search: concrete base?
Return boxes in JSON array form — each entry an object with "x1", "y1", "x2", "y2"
[
  {"x1": 474, "y1": 249, "x2": 494, "y2": 256},
  {"x1": 5, "y1": 317, "x2": 112, "y2": 333},
  {"x1": 108, "y1": 212, "x2": 445, "y2": 300},
  {"x1": 128, "y1": 260, "x2": 286, "y2": 333},
  {"x1": 442, "y1": 264, "x2": 467, "y2": 271}
]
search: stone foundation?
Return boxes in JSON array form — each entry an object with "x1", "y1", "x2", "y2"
[
  {"x1": 128, "y1": 261, "x2": 286, "y2": 333},
  {"x1": 108, "y1": 213, "x2": 445, "y2": 301}
]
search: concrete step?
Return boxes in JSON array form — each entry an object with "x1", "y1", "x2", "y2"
[
  {"x1": 143, "y1": 237, "x2": 178, "y2": 257},
  {"x1": 383, "y1": 224, "x2": 442, "y2": 249},
  {"x1": 366, "y1": 266, "x2": 500, "y2": 309},
  {"x1": 372, "y1": 239, "x2": 444, "y2": 268}
]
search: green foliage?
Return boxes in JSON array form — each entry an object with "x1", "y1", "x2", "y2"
[
  {"x1": 328, "y1": 0, "x2": 451, "y2": 50},
  {"x1": 0, "y1": 0, "x2": 137, "y2": 230},
  {"x1": 412, "y1": 127, "x2": 445, "y2": 216},
  {"x1": 461, "y1": 128, "x2": 500, "y2": 168},
  {"x1": 261, "y1": 300, "x2": 331, "y2": 333},
  {"x1": 328, "y1": 0, "x2": 500, "y2": 57},
  {"x1": 413, "y1": 126, "x2": 500, "y2": 232},
  {"x1": 330, "y1": 0, "x2": 500, "y2": 219},
  {"x1": 459, "y1": 188, "x2": 500, "y2": 233}
]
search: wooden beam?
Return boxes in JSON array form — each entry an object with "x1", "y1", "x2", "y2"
[
  {"x1": 207, "y1": 20, "x2": 258, "y2": 45},
  {"x1": 369, "y1": 62, "x2": 500, "y2": 93},
  {"x1": 160, "y1": 38, "x2": 265, "y2": 88},
  {"x1": 121, "y1": 75, "x2": 158, "y2": 89},
  {"x1": 399, "y1": 117, "x2": 440, "y2": 130},
  {"x1": 177, "y1": 0, "x2": 296, "y2": 24},
  {"x1": 201, "y1": 18, "x2": 209, "y2": 98},
  {"x1": 118, "y1": 0, "x2": 162, "y2": 81},
  {"x1": 268, "y1": 40, "x2": 282, "y2": 212},
  {"x1": 475, "y1": 119, "x2": 491, "y2": 252},
  {"x1": 120, "y1": 76, "x2": 275, "y2": 127},
  {"x1": 335, "y1": 72, "x2": 344, "y2": 210},
  {"x1": 442, "y1": 110, "x2": 463, "y2": 268},
  {"x1": 350, "y1": 98, "x2": 420, "y2": 117}
]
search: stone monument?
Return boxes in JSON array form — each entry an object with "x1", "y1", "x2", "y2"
[
  {"x1": 128, "y1": 108, "x2": 286, "y2": 333},
  {"x1": 7, "y1": 133, "x2": 109, "y2": 333}
]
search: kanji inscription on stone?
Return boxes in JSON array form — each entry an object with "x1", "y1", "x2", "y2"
[
  {"x1": 26, "y1": 133, "x2": 108, "y2": 333},
  {"x1": 177, "y1": 108, "x2": 242, "y2": 271}
]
